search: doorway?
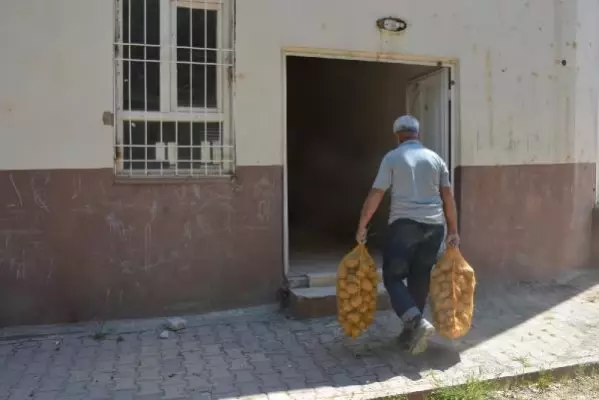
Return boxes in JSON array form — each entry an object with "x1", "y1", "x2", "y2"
[{"x1": 285, "y1": 54, "x2": 454, "y2": 277}]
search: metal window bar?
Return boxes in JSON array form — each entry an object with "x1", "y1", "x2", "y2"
[
  {"x1": 144, "y1": 0, "x2": 148, "y2": 175},
  {"x1": 127, "y1": 0, "x2": 133, "y2": 176},
  {"x1": 189, "y1": 2, "x2": 194, "y2": 176},
  {"x1": 113, "y1": 0, "x2": 234, "y2": 178}
]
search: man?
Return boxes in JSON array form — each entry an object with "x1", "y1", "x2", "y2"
[{"x1": 356, "y1": 115, "x2": 459, "y2": 355}]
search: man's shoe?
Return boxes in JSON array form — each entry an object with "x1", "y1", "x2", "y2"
[
  {"x1": 408, "y1": 318, "x2": 435, "y2": 355},
  {"x1": 397, "y1": 328, "x2": 413, "y2": 350}
]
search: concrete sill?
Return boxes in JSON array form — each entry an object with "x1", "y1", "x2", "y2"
[{"x1": 113, "y1": 174, "x2": 236, "y2": 185}]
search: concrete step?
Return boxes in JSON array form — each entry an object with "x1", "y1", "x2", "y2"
[
  {"x1": 288, "y1": 283, "x2": 391, "y2": 319},
  {"x1": 287, "y1": 268, "x2": 384, "y2": 289}
]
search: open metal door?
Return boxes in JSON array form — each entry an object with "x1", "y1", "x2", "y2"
[{"x1": 406, "y1": 68, "x2": 451, "y2": 167}]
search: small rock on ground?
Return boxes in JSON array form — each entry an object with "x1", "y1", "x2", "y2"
[{"x1": 166, "y1": 317, "x2": 187, "y2": 331}]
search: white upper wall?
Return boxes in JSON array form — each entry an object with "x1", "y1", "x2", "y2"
[
  {"x1": 235, "y1": 0, "x2": 599, "y2": 166},
  {"x1": 0, "y1": 0, "x2": 113, "y2": 170},
  {"x1": 0, "y1": 0, "x2": 597, "y2": 170}
]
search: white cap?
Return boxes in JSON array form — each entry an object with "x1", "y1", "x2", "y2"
[{"x1": 393, "y1": 115, "x2": 420, "y2": 134}]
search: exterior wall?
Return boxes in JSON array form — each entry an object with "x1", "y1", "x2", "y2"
[
  {"x1": 235, "y1": 0, "x2": 599, "y2": 278},
  {"x1": 235, "y1": 0, "x2": 598, "y2": 167},
  {"x1": 0, "y1": 0, "x2": 284, "y2": 326},
  {"x1": 0, "y1": 0, "x2": 113, "y2": 170},
  {"x1": 0, "y1": 167, "x2": 282, "y2": 326},
  {"x1": 0, "y1": 0, "x2": 598, "y2": 325}
]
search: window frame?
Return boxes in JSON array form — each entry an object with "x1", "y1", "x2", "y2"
[{"x1": 113, "y1": 0, "x2": 234, "y2": 178}]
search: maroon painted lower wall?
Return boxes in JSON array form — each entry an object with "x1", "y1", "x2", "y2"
[
  {"x1": 0, "y1": 162, "x2": 596, "y2": 327},
  {"x1": 590, "y1": 208, "x2": 599, "y2": 267},
  {"x1": 0, "y1": 167, "x2": 283, "y2": 327},
  {"x1": 455, "y1": 163, "x2": 595, "y2": 281}
]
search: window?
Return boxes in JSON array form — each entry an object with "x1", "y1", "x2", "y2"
[{"x1": 114, "y1": 0, "x2": 234, "y2": 177}]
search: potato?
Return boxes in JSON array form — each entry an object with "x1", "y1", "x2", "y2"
[
  {"x1": 337, "y1": 245, "x2": 379, "y2": 339},
  {"x1": 338, "y1": 265, "x2": 348, "y2": 279},
  {"x1": 346, "y1": 283, "x2": 359, "y2": 295},
  {"x1": 361, "y1": 279, "x2": 374, "y2": 293},
  {"x1": 429, "y1": 248, "x2": 476, "y2": 340},
  {"x1": 438, "y1": 290, "x2": 452, "y2": 300},
  {"x1": 430, "y1": 285, "x2": 442, "y2": 297},
  {"x1": 438, "y1": 299, "x2": 454, "y2": 309},
  {"x1": 350, "y1": 296, "x2": 362, "y2": 308},
  {"x1": 348, "y1": 313, "x2": 360, "y2": 324},
  {"x1": 456, "y1": 311, "x2": 470, "y2": 325}
]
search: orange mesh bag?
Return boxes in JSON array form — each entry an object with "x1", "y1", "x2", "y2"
[
  {"x1": 336, "y1": 244, "x2": 379, "y2": 339},
  {"x1": 429, "y1": 247, "x2": 476, "y2": 339}
]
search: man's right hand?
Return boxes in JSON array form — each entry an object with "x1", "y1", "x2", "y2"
[
  {"x1": 446, "y1": 232, "x2": 460, "y2": 248},
  {"x1": 356, "y1": 226, "x2": 368, "y2": 244}
]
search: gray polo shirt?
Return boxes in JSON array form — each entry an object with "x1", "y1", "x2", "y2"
[{"x1": 372, "y1": 140, "x2": 450, "y2": 226}]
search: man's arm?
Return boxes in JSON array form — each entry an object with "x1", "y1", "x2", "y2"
[
  {"x1": 439, "y1": 159, "x2": 459, "y2": 247},
  {"x1": 356, "y1": 156, "x2": 391, "y2": 243},
  {"x1": 357, "y1": 189, "x2": 385, "y2": 234},
  {"x1": 440, "y1": 186, "x2": 458, "y2": 235}
]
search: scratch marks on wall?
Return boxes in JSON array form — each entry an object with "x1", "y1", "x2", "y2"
[
  {"x1": 8, "y1": 174, "x2": 23, "y2": 208},
  {"x1": 253, "y1": 176, "x2": 276, "y2": 224},
  {"x1": 195, "y1": 214, "x2": 214, "y2": 238},
  {"x1": 106, "y1": 212, "x2": 127, "y2": 239},
  {"x1": 31, "y1": 173, "x2": 50, "y2": 212},
  {"x1": 71, "y1": 175, "x2": 82, "y2": 200},
  {"x1": 0, "y1": 168, "x2": 283, "y2": 325},
  {"x1": 175, "y1": 186, "x2": 188, "y2": 205},
  {"x1": 143, "y1": 223, "x2": 152, "y2": 271},
  {"x1": 184, "y1": 220, "x2": 193, "y2": 241},
  {"x1": 148, "y1": 200, "x2": 158, "y2": 222}
]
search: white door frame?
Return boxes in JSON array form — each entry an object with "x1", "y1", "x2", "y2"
[
  {"x1": 281, "y1": 47, "x2": 459, "y2": 276},
  {"x1": 405, "y1": 67, "x2": 454, "y2": 185}
]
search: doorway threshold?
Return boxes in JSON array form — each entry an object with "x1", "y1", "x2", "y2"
[{"x1": 287, "y1": 250, "x2": 383, "y2": 289}]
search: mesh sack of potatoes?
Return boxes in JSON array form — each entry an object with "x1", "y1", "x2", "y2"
[
  {"x1": 429, "y1": 247, "x2": 476, "y2": 340},
  {"x1": 336, "y1": 244, "x2": 380, "y2": 339}
]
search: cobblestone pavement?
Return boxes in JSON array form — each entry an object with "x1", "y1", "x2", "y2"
[{"x1": 1, "y1": 269, "x2": 599, "y2": 400}]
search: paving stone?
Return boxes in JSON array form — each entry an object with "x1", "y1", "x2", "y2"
[
  {"x1": 112, "y1": 390, "x2": 136, "y2": 400},
  {"x1": 7, "y1": 388, "x2": 35, "y2": 400},
  {"x1": 1, "y1": 276, "x2": 599, "y2": 400},
  {"x1": 32, "y1": 392, "x2": 60, "y2": 400},
  {"x1": 161, "y1": 385, "x2": 187, "y2": 399},
  {"x1": 137, "y1": 381, "x2": 163, "y2": 395},
  {"x1": 188, "y1": 393, "x2": 212, "y2": 400},
  {"x1": 133, "y1": 395, "x2": 163, "y2": 400}
]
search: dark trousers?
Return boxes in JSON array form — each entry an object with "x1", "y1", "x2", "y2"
[{"x1": 382, "y1": 218, "x2": 445, "y2": 322}]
